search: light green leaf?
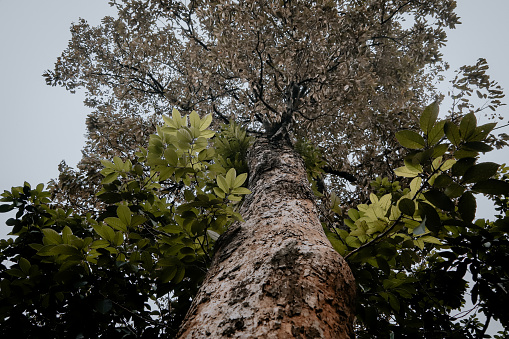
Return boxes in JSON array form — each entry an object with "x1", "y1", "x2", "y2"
[
  {"x1": 233, "y1": 172, "x2": 248, "y2": 188},
  {"x1": 395, "y1": 130, "x2": 426, "y2": 149},
  {"x1": 200, "y1": 114, "x2": 213, "y2": 131},
  {"x1": 231, "y1": 187, "x2": 251, "y2": 195},
  {"x1": 172, "y1": 108, "x2": 182, "y2": 127},
  {"x1": 189, "y1": 110, "x2": 200, "y2": 128},
  {"x1": 217, "y1": 175, "x2": 229, "y2": 193},
  {"x1": 420, "y1": 235, "x2": 442, "y2": 245},
  {"x1": 394, "y1": 165, "x2": 421, "y2": 178},
  {"x1": 213, "y1": 186, "x2": 225, "y2": 198},
  {"x1": 226, "y1": 168, "x2": 236, "y2": 188}
]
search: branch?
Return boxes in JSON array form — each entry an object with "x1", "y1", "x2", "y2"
[{"x1": 323, "y1": 166, "x2": 358, "y2": 183}]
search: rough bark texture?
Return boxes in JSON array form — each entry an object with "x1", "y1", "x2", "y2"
[{"x1": 178, "y1": 137, "x2": 356, "y2": 338}]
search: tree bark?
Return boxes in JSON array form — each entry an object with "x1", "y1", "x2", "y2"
[{"x1": 178, "y1": 136, "x2": 356, "y2": 338}]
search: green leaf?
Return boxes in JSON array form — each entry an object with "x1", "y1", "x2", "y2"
[
  {"x1": 424, "y1": 190, "x2": 455, "y2": 211},
  {"x1": 42, "y1": 228, "x2": 62, "y2": 245},
  {"x1": 427, "y1": 120, "x2": 446, "y2": 145},
  {"x1": 226, "y1": 168, "x2": 237, "y2": 188},
  {"x1": 444, "y1": 183, "x2": 465, "y2": 198},
  {"x1": 394, "y1": 165, "x2": 422, "y2": 178},
  {"x1": 431, "y1": 143, "x2": 449, "y2": 158},
  {"x1": 49, "y1": 244, "x2": 81, "y2": 256},
  {"x1": 418, "y1": 202, "x2": 441, "y2": 233},
  {"x1": 0, "y1": 204, "x2": 13, "y2": 213},
  {"x1": 164, "y1": 148, "x2": 179, "y2": 166},
  {"x1": 189, "y1": 110, "x2": 200, "y2": 128},
  {"x1": 469, "y1": 122, "x2": 497, "y2": 142},
  {"x1": 420, "y1": 101, "x2": 439, "y2": 135},
  {"x1": 444, "y1": 122, "x2": 461, "y2": 147},
  {"x1": 233, "y1": 172, "x2": 248, "y2": 188},
  {"x1": 18, "y1": 257, "x2": 31, "y2": 275},
  {"x1": 452, "y1": 158, "x2": 476, "y2": 177},
  {"x1": 472, "y1": 179, "x2": 509, "y2": 195},
  {"x1": 459, "y1": 113, "x2": 477, "y2": 139},
  {"x1": 461, "y1": 162, "x2": 499, "y2": 184},
  {"x1": 454, "y1": 149, "x2": 478, "y2": 159},
  {"x1": 117, "y1": 205, "x2": 132, "y2": 227},
  {"x1": 102, "y1": 172, "x2": 119, "y2": 184},
  {"x1": 458, "y1": 192, "x2": 476, "y2": 223},
  {"x1": 433, "y1": 174, "x2": 453, "y2": 188},
  {"x1": 420, "y1": 235, "x2": 442, "y2": 245},
  {"x1": 462, "y1": 141, "x2": 493, "y2": 153},
  {"x1": 200, "y1": 114, "x2": 213, "y2": 131},
  {"x1": 217, "y1": 175, "x2": 229, "y2": 193},
  {"x1": 172, "y1": 108, "x2": 182, "y2": 127},
  {"x1": 105, "y1": 217, "x2": 127, "y2": 232},
  {"x1": 93, "y1": 224, "x2": 115, "y2": 242},
  {"x1": 398, "y1": 198, "x2": 415, "y2": 216},
  {"x1": 213, "y1": 187, "x2": 225, "y2": 199},
  {"x1": 395, "y1": 130, "x2": 426, "y2": 149},
  {"x1": 230, "y1": 187, "x2": 251, "y2": 195}
]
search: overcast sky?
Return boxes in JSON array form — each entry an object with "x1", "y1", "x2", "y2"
[{"x1": 0, "y1": 0, "x2": 508, "y2": 334}]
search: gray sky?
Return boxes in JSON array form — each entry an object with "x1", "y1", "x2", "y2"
[{"x1": 0, "y1": 0, "x2": 508, "y2": 335}]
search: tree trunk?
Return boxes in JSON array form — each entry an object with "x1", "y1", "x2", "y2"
[{"x1": 178, "y1": 136, "x2": 356, "y2": 338}]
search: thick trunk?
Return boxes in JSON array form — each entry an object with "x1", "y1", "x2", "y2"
[{"x1": 178, "y1": 137, "x2": 356, "y2": 338}]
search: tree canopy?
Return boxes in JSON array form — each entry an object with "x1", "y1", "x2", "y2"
[{"x1": 1, "y1": 0, "x2": 509, "y2": 338}]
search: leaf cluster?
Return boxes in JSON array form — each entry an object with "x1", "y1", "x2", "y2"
[
  {"x1": 324, "y1": 103, "x2": 509, "y2": 338},
  {"x1": 0, "y1": 110, "x2": 251, "y2": 337}
]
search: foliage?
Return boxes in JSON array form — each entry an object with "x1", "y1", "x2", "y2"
[
  {"x1": 0, "y1": 110, "x2": 250, "y2": 337},
  {"x1": 2, "y1": 0, "x2": 509, "y2": 337},
  {"x1": 43, "y1": 0, "x2": 464, "y2": 210},
  {"x1": 323, "y1": 103, "x2": 509, "y2": 338}
]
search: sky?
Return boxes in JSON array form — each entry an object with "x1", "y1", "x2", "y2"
[{"x1": 0, "y1": 0, "x2": 508, "y2": 334}]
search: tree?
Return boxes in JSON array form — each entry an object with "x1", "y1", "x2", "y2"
[{"x1": 1, "y1": 0, "x2": 509, "y2": 338}]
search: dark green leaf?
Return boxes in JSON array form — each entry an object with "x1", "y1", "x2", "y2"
[
  {"x1": 458, "y1": 192, "x2": 476, "y2": 223},
  {"x1": 444, "y1": 122, "x2": 461, "y2": 146},
  {"x1": 6, "y1": 218, "x2": 17, "y2": 226},
  {"x1": 424, "y1": 190, "x2": 455, "y2": 211},
  {"x1": 420, "y1": 101, "x2": 439, "y2": 135},
  {"x1": 398, "y1": 198, "x2": 415, "y2": 216},
  {"x1": 418, "y1": 202, "x2": 441, "y2": 232},
  {"x1": 444, "y1": 183, "x2": 465, "y2": 198},
  {"x1": 395, "y1": 130, "x2": 426, "y2": 149},
  {"x1": 433, "y1": 174, "x2": 453, "y2": 188},
  {"x1": 459, "y1": 113, "x2": 477, "y2": 139},
  {"x1": 469, "y1": 122, "x2": 497, "y2": 142},
  {"x1": 472, "y1": 179, "x2": 509, "y2": 195},
  {"x1": 0, "y1": 204, "x2": 13, "y2": 213},
  {"x1": 427, "y1": 120, "x2": 446, "y2": 145},
  {"x1": 452, "y1": 158, "x2": 476, "y2": 177},
  {"x1": 431, "y1": 143, "x2": 449, "y2": 158},
  {"x1": 462, "y1": 141, "x2": 493, "y2": 152},
  {"x1": 454, "y1": 149, "x2": 478, "y2": 159},
  {"x1": 461, "y1": 162, "x2": 499, "y2": 184}
]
